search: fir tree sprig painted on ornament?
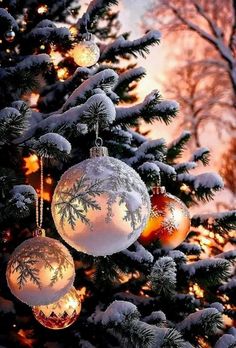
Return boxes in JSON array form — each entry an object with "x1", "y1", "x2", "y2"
[
  {"x1": 55, "y1": 174, "x2": 105, "y2": 230},
  {"x1": 7, "y1": 237, "x2": 74, "y2": 290},
  {"x1": 53, "y1": 157, "x2": 148, "y2": 234}
]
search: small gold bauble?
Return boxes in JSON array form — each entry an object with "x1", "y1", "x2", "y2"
[
  {"x1": 72, "y1": 40, "x2": 100, "y2": 67},
  {"x1": 32, "y1": 287, "x2": 81, "y2": 330}
]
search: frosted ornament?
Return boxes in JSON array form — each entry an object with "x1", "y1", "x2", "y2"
[
  {"x1": 52, "y1": 146, "x2": 150, "y2": 256},
  {"x1": 4, "y1": 29, "x2": 16, "y2": 42},
  {"x1": 72, "y1": 35, "x2": 100, "y2": 67},
  {"x1": 139, "y1": 186, "x2": 190, "y2": 249},
  {"x1": 6, "y1": 236, "x2": 75, "y2": 306},
  {"x1": 32, "y1": 286, "x2": 81, "y2": 330}
]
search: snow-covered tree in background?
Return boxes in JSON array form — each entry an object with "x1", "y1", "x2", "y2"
[{"x1": 0, "y1": 1, "x2": 235, "y2": 347}]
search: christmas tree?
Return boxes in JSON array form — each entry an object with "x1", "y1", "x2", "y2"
[{"x1": 0, "y1": 1, "x2": 235, "y2": 347}]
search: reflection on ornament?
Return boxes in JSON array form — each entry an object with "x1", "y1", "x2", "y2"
[
  {"x1": 139, "y1": 187, "x2": 190, "y2": 249},
  {"x1": 52, "y1": 149, "x2": 150, "y2": 256},
  {"x1": 37, "y1": 4, "x2": 48, "y2": 14},
  {"x1": 6, "y1": 236, "x2": 75, "y2": 306},
  {"x1": 4, "y1": 29, "x2": 15, "y2": 42},
  {"x1": 72, "y1": 38, "x2": 100, "y2": 67},
  {"x1": 32, "y1": 287, "x2": 81, "y2": 329}
]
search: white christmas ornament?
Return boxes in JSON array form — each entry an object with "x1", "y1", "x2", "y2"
[
  {"x1": 6, "y1": 236, "x2": 75, "y2": 306},
  {"x1": 52, "y1": 148, "x2": 150, "y2": 256},
  {"x1": 72, "y1": 37, "x2": 100, "y2": 67}
]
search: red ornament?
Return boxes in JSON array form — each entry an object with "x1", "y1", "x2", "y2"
[{"x1": 139, "y1": 187, "x2": 190, "y2": 249}]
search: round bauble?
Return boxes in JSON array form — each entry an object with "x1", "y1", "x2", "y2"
[
  {"x1": 32, "y1": 286, "x2": 81, "y2": 330},
  {"x1": 52, "y1": 154, "x2": 150, "y2": 256},
  {"x1": 139, "y1": 187, "x2": 190, "y2": 249},
  {"x1": 6, "y1": 236, "x2": 75, "y2": 306},
  {"x1": 72, "y1": 39, "x2": 100, "y2": 67},
  {"x1": 4, "y1": 29, "x2": 16, "y2": 42}
]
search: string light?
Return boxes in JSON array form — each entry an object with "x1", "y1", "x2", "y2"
[
  {"x1": 40, "y1": 44, "x2": 45, "y2": 50},
  {"x1": 37, "y1": 4, "x2": 48, "y2": 14},
  {"x1": 189, "y1": 283, "x2": 204, "y2": 298},
  {"x1": 57, "y1": 67, "x2": 69, "y2": 81}
]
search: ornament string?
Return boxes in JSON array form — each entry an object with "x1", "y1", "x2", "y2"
[
  {"x1": 35, "y1": 156, "x2": 44, "y2": 234},
  {"x1": 94, "y1": 120, "x2": 103, "y2": 147}
]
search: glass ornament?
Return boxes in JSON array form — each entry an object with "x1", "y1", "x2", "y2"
[
  {"x1": 4, "y1": 29, "x2": 16, "y2": 42},
  {"x1": 32, "y1": 286, "x2": 81, "y2": 330},
  {"x1": 139, "y1": 187, "x2": 190, "y2": 249},
  {"x1": 6, "y1": 236, "x2": 75, "y2": 306},
  {"x1": 72, "y1": 38, "x2": 100, "y2": 67},
  {"x1": 51, "y1": 147, "x2": 150, "y2": 256}
]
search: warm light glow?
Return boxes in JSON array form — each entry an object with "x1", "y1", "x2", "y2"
[
  {"x1": 37, "y1": 4, "x2": 48, "y2": 14},
  {"x1": 23, "y1": 154, "x2": 40, "y2": 175},
  {"x1": 45, "y1": 176, "x2": 52, "y2": 184},
  {"x1": 77, "y1": 286, "x2": 88, "y2": 301},
  {"x1": 69, "y1": 26, "x2": 78, "y2": 37},
  {"x1": 180, "y1": 183, "x2": 191, "y2": 193},
  {"x1": 57, "y1": 67, "x2": 69, "y2": 81},
  {"x1": 40, "y1": 44, "x2": 45, "y2": 50},
  {"x1": 189, "y1": 283, "x2": 204, "y2": 298}
]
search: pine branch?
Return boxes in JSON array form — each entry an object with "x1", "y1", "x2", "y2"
[
  {"x1": 191, "y1": 211, "x2": 236, "y2": 234},
  {"x1": 100, "y1": 31, "x2": 161, "y2": 62},
  {"x1": 182, "y1": 258, "x2": 232, "y2": 287},
  {"x1": 149, "y1": 257, "x2": 177, "y2": 297},
  {"x1": 167, "y1": 131, "x2": 191, "y2": 162}
]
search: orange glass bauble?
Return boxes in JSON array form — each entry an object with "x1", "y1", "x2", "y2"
[
  {"x1": 139, "y1": 187, "x2": 190, "y2": 249},
  {"x1": 32, "y1": 287, "x2": 81, "y2": 330}
]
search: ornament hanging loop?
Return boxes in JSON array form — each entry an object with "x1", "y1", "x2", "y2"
[
  {"x1": 33, "y1": 156, "x2": 45, "y2": 237},
  {"x1": 90, "y1": 121, "x2": 108, "y2": 157},
  {"x1": 151, "y1": 172, "x2": 165, "y2": 195}
]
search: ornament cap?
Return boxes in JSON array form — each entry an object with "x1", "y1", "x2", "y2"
[
  {"x1": 152, "y1": 186, "x2": 166, "y2": 195},
  {"x1": 90, "y1": 146, "x2": 108, "y2": 158},
  {"x1": 33, "y1": 227, "x2": 46, "y2": 237}
]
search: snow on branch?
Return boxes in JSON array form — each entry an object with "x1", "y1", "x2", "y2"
[
  {"x1": 89, "y1": 300, "x2": 139, "y2": 325},
  {"x1": 114, "y1": 67, "x2": 146, "y2": 93},
  {"x1": 191, "y1": 211, "x2": 236, "y2": 233},
  {"x1": 33, "y1": 133, "x2": 71, "y2": 160},
  {"x1": 190, "y1": 147, "x2": 210, "y2": 165},
  {"x1": 177, "y1": 242, "x2": 202, "y2": 256},
  {"x1": 62, "y1": 69, "x2": 119, "y2": 111},
  {"x1": 176, "y1": 308, "x2": 223, "y2": 335},
  {"x1": 181, "y1": 258, "x2": 232, "y2": 286},
  {"x1": 215, "y1": 334, "x2": 236, "y2": 348},
  {"x1": 122, "y1": 241, "x2": 154, "y2": 264},
  {"x1": 0, "y1": 106, "x2": 29, "y2": 144},
  {"x1": 100, "y1": 31, "x2": 161, "y2": 61},
  {"x1": 216, "y1": 250, "x2": 236, "y2": 263},
  {"x1": 174, "y1": 162, "x2": 197, "y2": 173},
  {"x1": 0, "y1": 8, "x2": 19, "y2": 31},
  {"x1": 177, "y1": 172, "x2": 224, "y2": 201},
  {"x1": 4, "y1": 185, "x2": 36, "y2": 220},
  {"x1": 24, "y1": 20, "x2": 71, "y2": 48},
  {"x1": 149, "y1": 257, "x2": 177, "y2": 297},
  {"x1": 115, "y1": 90, "x2": 178, "y2": 125},
  {"x1": 21, "y1": 93, "x2": 116, "y2": 142},
  {"x1": 38, "y1": 67, "x2": 91, "y2": 111},
  {"x1": 86, "y1": 0, "x2": 118, "y2": 23}
]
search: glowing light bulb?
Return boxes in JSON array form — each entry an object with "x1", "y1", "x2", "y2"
[{"x1": 37, "y1": 4, "x2": 48, "y2": 14}]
